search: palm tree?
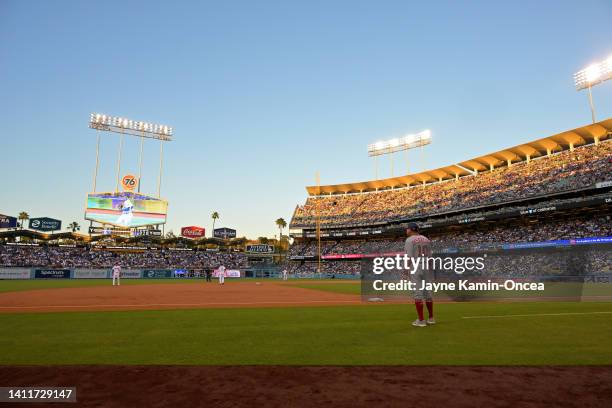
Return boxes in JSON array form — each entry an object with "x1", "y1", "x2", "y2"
[
  {"x1": 211, "y1": 212, "x2": 219, "y2": 237},
  {"x1": 275, "y1": 218, "x2": 287, "y2": 255},
  {"x1": 67, "y1": 221, "x2": 80, "y2": 232},
  {"x1": 18, "y1": 212, "x2": 29, "y2": 230}
]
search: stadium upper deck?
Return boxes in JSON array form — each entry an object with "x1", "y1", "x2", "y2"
[{"x1": 290, "y1": 120, "x2": 612, "y2": 230}]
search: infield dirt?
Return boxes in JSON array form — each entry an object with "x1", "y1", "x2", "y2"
[
  {"x1": 0, "y1": 281, "x2": 363, "y2": 313},
  {"x1": 1, "y1": 366, "x2": 611, "y2": 408}
]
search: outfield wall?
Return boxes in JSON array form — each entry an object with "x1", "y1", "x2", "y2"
[
  {"x1": 0, "y1": 268, "x2": 171, "y2": 280},
  {"x1": 0, "y1": 268, "x2": 359, "y2": 280}
]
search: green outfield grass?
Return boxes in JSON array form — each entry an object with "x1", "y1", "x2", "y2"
[
  {"x1": 292, "y1": 280, "x2": 612, "y2": 299},
  {"x1": 1, "y1": 301, "x2": 612, "y2": 365},
  {"x1": 288, "y1": 281, "x2": 361, "y2": 295}
]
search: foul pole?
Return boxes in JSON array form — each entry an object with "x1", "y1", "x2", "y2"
[{"x1": 316, "y1": 171, "x2": 321, "y2": 275}]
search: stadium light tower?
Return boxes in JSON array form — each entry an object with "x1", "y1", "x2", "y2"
[
  {"x1": 368, "y1": 130, "x2": 431, "y2": 178},
  {"x1": 574, "y1": 55, "x2": 612, "y2": 123},
  {"x1": 88, "y1": 113, "x2": 174, "y2": 197}
]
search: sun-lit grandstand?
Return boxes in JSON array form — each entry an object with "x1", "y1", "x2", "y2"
[{"x1": 288, "y1": 120, "x2": 612, "y2": 276}]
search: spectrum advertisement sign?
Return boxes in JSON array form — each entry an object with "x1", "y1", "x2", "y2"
[
  {"x1": 29, "y1": 217, "x2": 62, "y2": 232},
  {"x1": 34, "y1": 269, "x2": 71, "y2": 279},
  {"x1": 181, "y1": 226, "x2": 205, "y2": 239},
  {"x1": 85, "y1": 192, "x2": 168, "y2": 228},
  {"x1": 0, "y1": 214, "x2": 17, "y2": 229}
]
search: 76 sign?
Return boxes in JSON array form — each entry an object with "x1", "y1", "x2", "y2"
[{"x1": 121, "y1": 174, "x2": 138, "y2": 191}]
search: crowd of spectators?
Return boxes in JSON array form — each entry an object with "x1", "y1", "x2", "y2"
[
  {"x1": 291, "y1": 141, "x2": 611, "y2": 228},
  {"x1": 287, "y1": 215, "x2": 611, "y2": 275},
  {"x1": 431, "y1": 216, "x2": 611, "y2": 250},
  {"x1": 284, "y1": 261, "x2": 361, "y2": 276},
  {"x1": 289, "y1": 216, "x2": 611, "y2": 257},
  {"x1": 0, "y1": 246, "x2": 249, "y2": 269},
  {"x1": 460, "y1": 248, "x2": 611, "y2": 278}
]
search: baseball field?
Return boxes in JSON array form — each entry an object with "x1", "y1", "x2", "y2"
[{"x1": 1, "y1": 279, "x2": 612, "y2": 407}]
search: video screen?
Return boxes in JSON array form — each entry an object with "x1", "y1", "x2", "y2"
[{"x1": 85, "y1": 192, "x2": 167, "y2": 227}]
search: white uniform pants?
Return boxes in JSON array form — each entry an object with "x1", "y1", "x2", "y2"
[
  {"x1": 113, "y1": 274, "x2": 120, "y2": 286},
  {"x1": 219, "y1": 275, "x2": 225, "y2": 284}
]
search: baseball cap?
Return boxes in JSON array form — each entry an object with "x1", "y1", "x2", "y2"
[{"x1": 406, "y1": 222, "x2": 420, "y2": 232}]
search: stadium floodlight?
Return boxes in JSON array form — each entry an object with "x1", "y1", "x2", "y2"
[
  {"x1": 574, "y1": 57, "x2": 612, "y2": 90},
  {"x1": 368, "y1": 129, "x2": 431, "y2": 157},
  {"x1": 89, "y1": 113, "x2": 173, "y2": 141},
  {"x1": 88, "y1": 112, "x2": 174, "y2": 198},
  {"x1": 573, "y1": 55, "x2": 612, "y2": 123}
]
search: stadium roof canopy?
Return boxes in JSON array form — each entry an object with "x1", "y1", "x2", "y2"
[{"x1": 306, "y1": 118, "x2": 612, "y2": 196}]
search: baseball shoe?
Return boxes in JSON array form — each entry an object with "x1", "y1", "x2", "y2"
[
  {"x1": 412, "y1": 319, "x2": 427, "y2": 327},
  {"x1": 426, "y1": 318, "x2": 436, "y2": 325}
]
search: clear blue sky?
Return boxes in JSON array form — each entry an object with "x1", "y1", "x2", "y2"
[{"x1": 1, "y1": 0, "x2": 611, "y2": 238}]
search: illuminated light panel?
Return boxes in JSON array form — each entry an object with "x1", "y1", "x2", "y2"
[
  {"x1": 368, "y1": 130, "x2": 432, "y2": 157},
  {"x1": 89, "y1": 113, "x2": 173, "y2": 140},
  {"x1": 574, "y1": 55, "x2": 612, "y2": 90}
]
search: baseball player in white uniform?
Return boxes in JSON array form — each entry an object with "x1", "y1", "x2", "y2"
[
  {"x1": 218, "y1": 265, "x2": 226, "y2": 285},
  {"x1": 282, "y1": 269, "x2": 288, "y2": 281},
  {"x1": 404, "y1": 222, "x2": 435, "y2": 327},
  {"x1": 112, "y1": 264, "x2": 122, "y2": 286},
  {"x1": 116, "y1": 198, "x2": 134, "y2": 227}
]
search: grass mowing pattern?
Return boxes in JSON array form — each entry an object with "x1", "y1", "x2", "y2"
[
  {"x1": 288, "y1": 282, "x2": 361, "y2": 295},
  {"x1": 291, "y1": 281, "x2": 612, "y2": 299},
  {"x1": 1, "y1": 302, "x2": 611, "y2": 365}
]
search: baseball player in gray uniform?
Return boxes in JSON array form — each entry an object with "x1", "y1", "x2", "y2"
[{"x1": 404, "y1": 222, "x2": 435, "y2": 327}]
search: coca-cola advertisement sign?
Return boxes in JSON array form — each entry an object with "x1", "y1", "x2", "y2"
[{"x1": 181, "y1": 226, "x2": 205, "y2": 238}]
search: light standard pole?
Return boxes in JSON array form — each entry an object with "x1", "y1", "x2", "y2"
[{"x1": 586, "y1": 84, "x2": 596, "y2": 124}]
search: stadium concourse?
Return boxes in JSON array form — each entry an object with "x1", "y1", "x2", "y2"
[{"x1": 288, "y1": 120, "x2": 612, "y2": 276}]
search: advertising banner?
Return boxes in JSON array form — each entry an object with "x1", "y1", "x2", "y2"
[
  {"x1": 322, "y1": 252, "x2": 403, "y2": 260},
  {"x1": 121, "y1": 270, "x2": 142, "y2": 279},
  {"x1": 0, "y1": 269, "x2": 31, "y2": 279},
  {"x1": 574, "y1": 236, "x2": 612, "y2": 245},
  {"x1": 85, "y1": 191, "x2": 168, "y2": 228},
  {"x1": 0, "y1": 214, "x2": 17, "y2": 229},
  {"x1": 88, "y1": 226, "x2": 131, "y2": 236},
  {"x1": 121, "y1": 174, "x2": 138, "y2": 191},
  {"x1": 181, "y1": 226, "x2": 206, "y2": 239},
  {"x1": 213, "y1": 228, "x2": 236, "y2": 239},
  {"x1": 596, "y1": 180, "x2": 612, "y2": 189},
  {"x1": 34, "y1": 269, "x2": 71, "y2": 279},
  {"x1": 213, "y1": 269, "x2": 241, "y2": 278},
  {"x1": 246, "y1": 244, "x2": 274, "y2": 253},
  {"x1": 29, "y1": 217, "x2": 62, "y2": 232},
  {"x1": 142, "y1": 269, "x2": 173, "y2": 278},
  {"x1": 73, "y1": 270, "x2": 108, "y2": 279},
  {"x1": 132, "y1": 229, "x2": 162, "y2": 237}
]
